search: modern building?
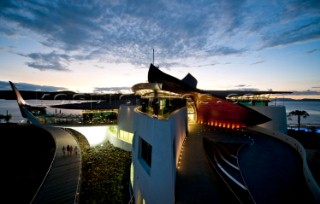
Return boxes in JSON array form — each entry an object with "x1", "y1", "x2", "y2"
[
  {"x1": 116, "y1": 64, "x2": 319, "y2": 203},
  {"x1": 9, "y1": 64, "x2": 320, "y2": 203}
]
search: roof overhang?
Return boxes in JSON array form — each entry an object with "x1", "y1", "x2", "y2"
[{"x1": 132, "y1": 82, "x2": 181, "y2": 98}]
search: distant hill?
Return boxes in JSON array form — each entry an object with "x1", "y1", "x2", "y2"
[
  {"x1": 270, "y1": 98, "x2": 320, "y2": 102},
  {"x1": 300, "y1": 98, "x2": 320, "y2": 102},
  {"x1": 0, "y1": 90, "x2": 137, "y2": 101}
]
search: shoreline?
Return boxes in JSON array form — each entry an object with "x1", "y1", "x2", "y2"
[{"x1": 287, "y1": 124, "x2": 320, "y2": 132}]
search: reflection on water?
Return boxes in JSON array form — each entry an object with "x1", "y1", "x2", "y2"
[{"x1": 0, "y1": 100, "x2": 117, "y2": 125}]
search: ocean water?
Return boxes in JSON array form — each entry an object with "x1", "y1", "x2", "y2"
[
  {"x1": 0, "y1": 99, "x2": 83, "y2": 123},
  {"x1": 1, "y1": 99, "x2": 320, "y2": 127},
  {"x1": 269, "y1": 100, "x2": 320, "y2": 126}
]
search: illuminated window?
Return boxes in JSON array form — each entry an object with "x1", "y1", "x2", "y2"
[
  {"x1": 118, "y1": 130, "x2": 134, "y2": 144},
  {"x1": 140, "y1": 138, "x2": 152, "y2": 167}
]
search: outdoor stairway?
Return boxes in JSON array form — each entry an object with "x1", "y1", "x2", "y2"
[{"x1": 203, "y1": 137, "x2": 255, "y2": 204}]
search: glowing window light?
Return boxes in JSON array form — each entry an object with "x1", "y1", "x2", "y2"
[
  {"x1": 130, "y1": 163, "x2": 134, "y2": 188},
  {"x1": 118, "y1": 129, "x2": 134, "y2": 144}
]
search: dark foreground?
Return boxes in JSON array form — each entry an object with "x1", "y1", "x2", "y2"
[
  {"x1": 0, "y1": 123, "x2": 55, "y2": 203},
  {"x1": 0, "y1": 123, "x2": 131, "y2": 204}
]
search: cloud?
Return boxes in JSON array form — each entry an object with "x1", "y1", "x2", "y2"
[
  {"x1": 207, "y1": 46, "x2": 244, "y2": 56},
  {"x1": 263, "y1": 20, "x2": 320, "y2": 47},
  {"x1": 234, "y1": 84, "x2": 251, "y2": 88},
  {"x1": 230, "y1": 85, "x2": 259, "y2": 92},
  {"x1": 250, "y1": 60, "x2": 265, "y2": 65},
  {"x1": 20, "y1": 52, "x2": 71, "y2": 71},
  {"x1": 197, "y1": 63, "x2": 218, "y2": 68},
  {"x1": 306, "y1": 49, "x2": 318, "y2": 54},
  {"x1": 0, "y1": 81, "x2": 67, "y2": 92},
  {"x1": 93, "y1": 86, "x2": 132, "y2": 93},
  {"x1": 1, "y1": 0, "x2": 320, "y2": 70}
]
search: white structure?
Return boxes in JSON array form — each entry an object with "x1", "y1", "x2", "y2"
[
  {"x1": 118, "y1": 105, "x2": 188, "y2": 204},
  {"x1": 250, "y1": 106, "x2": 288, "y2": 134}
]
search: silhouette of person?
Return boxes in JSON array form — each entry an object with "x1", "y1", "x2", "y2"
[
  {"x1": 62, "y1": 146, "x2": 66, "y2": 156},
  {"x1": 74, "y1": 146, "x2": 78, "y2": 156},
  {"x1": 70, "y1": 145, "x2": 73, "y2": 155},
  {"x1": 67, "y1": 145, "x2": 70, "y2": 156}
]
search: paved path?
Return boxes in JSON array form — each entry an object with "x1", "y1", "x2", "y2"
[
  {"x1": 31, "y1": 126, "x2": 81, "y2": 204},
  {"x1": 175, "y1": 123, "x2": 316, "y2": 204},
  {"x1": 239, "y1": 129, "x2": 316, "y2": 204},
  {"x1": 175, "y1": 123, "x2": 239, "y2": 204}
]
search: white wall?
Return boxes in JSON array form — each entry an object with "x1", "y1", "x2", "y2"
[
  {"x1": 118, "y1": 105, "x2": 136, "y2": 133},
  {"x1": 132, "y1": 107, "x2": 188, "y2": 204},
  {"x1": 250, "y1": 106, "x2": 287, "y2": 134}
]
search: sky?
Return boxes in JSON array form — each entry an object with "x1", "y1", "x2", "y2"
[{"x1": 0, "y1": 0, "x2": 320, "y2": 99}]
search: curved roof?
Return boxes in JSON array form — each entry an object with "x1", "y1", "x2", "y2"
[
  {"x1": 145, "y1": 64, "x2": 273, "y2": 126},
  {"x1": 147, "y1": 63, "x2": 292, "y2": 98}
]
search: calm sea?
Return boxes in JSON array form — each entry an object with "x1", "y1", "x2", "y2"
[
  {"x1": 269, "y1": 100, "x2": 320, "y2": 126},
  {"x1": 0, "y1": 99, "x2": 83, "y2": 123},
  {"x1": 1, "y1": 99, "x2": 320, "y2": 127}
]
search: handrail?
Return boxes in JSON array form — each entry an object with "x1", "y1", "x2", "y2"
[
  {"x1": 216, "y1": 148, "x2": 239, "y2": 170},
  {"x1": 203, "y1": 137, "x2": 256, "y2": 204},
  {"x1": 213, "y1": 148, "x2": 247, "y2": 190},
  {"x1": 219, "y1": 144, "x2": 237, "y2": 159}
]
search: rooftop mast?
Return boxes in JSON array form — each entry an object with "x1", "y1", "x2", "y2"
[{"x1": 153, "y1": 48, "x2": 154, "y2": 65}]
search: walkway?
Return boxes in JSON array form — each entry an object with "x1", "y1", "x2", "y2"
[
  {"x1": 175, "y1": 123, "x2": 239, "y2": 204},
  {"x1": 175, "y1": 123, "x2": 316, "y2": 204},
  {"x1": 31, "y1": 126, "x2": 81, "y2": 204},
  {"x1": 238, "y1": 129, "x2": 316, "y2": 204}
]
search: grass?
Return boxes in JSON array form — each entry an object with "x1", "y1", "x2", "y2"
[{"x1": 66, "y1": 128, "x2": 132, "y2": 204}]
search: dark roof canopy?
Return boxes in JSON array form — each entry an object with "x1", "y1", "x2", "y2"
[{"x1": 147, "y1": 63, "x2": 292, "y2": 99}]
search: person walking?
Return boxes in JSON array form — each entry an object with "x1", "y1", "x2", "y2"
[
  {"x1": 62, "y1": 146, "x2": 66, "y2": 156},
  {"x1": 67, "y1": 145, "x2": 70, "y2": 156},
  {"x1": 74, "y1": 146, "x2": 78, "y2": 156}
]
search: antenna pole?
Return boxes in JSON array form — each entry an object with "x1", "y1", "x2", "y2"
[{"x1": 153, "y1": 48, "x2": 154, "y2": 65}]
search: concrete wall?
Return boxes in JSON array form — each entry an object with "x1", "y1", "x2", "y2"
[
  {"x1": 249, "y1": 126, "x2": 320, "y2": 203},
  {"x1": 250, "y1": 106, "x2": 288, "y2": 134},
  {"x1": 106, "y1": 125, "x2": 132, "y2": 151},
  {"x1": 132, "y1": 107, "x2": 188, "y2": 204},
  {"x1": 118, "y1": 105, "x2": 136, "y2": 133}
]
